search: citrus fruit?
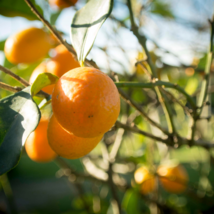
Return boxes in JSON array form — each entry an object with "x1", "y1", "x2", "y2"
[
  {"x1": 157, "y1": 164, "x2": 188, "y2": 193},
  {"x1": 25, "y1": 117, "x2": 57, "y2": 162},
  {"x1": 49, "y1": 0, "x2": 78, "y2": 9},
  {"x1": 47, "y1": 115, "x2": 103, "y2": 159},
  {"x1": 51, "y1": 67, "x2": 120, "y2": 138},
  {"x1": 29, "y1": 44, "x2": 80, "y2": 94},
  {"x1": 4, "y1": 27, "x2": 53, "y2": 64},
  {"x1": 134, "y1": 166, "x2": 156, "y2": 195}
]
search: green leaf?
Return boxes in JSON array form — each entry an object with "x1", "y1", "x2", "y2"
[
  {"x1": 122, "y1": 189, "x2": 140, "y2": 214},
  {"x1": 0, "y1": 0, "x2": 43, "y2": 20},
  {"x1": 50, "y1": 11, "x2": 62, "y2": 25},
  {"x1": 71, "y1": 0, "x2": 113, "y2": 64},
  {"x1": 0, "y1": 87, "x2": 41, "y2": 175},
  {"x1": 150, "y1": 1, "x2": 174, "y2": 19},
  {"x1": 31, "y1": 73, "x2": 59, "y2": 97},
  {"x1": 0, "y1": 40, "x2": 6, "y2": 51}
]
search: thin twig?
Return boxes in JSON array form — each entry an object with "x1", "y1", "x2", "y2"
[
  {"x1": 24, "y1": 0, "x2": 97, "y2": 68},
  {"x1": 0, "y1": 65, "x2": 29, "y2": 87},
  {"x1": 118, "y1": 88, "x2": 169, "y2": 135},
  {"x1": 0, "y1": 82, "x2": 23, "y2": 93},
  {"x1": 115, "y1": 81, "x2": 196, "y2": 109},
  {"x1": 160, "y1": 87, "x2": 193, "y2": 117},
  {"x1": 115, "y1": 121, "x2": 171, "y2": 145},
  {"x1": 191, "y1": 17, "x2": 214, "y2": 144},
  {"x1": 115, "y1": 121, "x2": 214, "y2": 149},
  {"x1": 126, "y1": 0, "x2": 176, "y2": 134}
]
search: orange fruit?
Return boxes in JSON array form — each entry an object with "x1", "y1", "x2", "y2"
[
  {"x1": 25, "y1": 117, "x2": 57, "y2": 162},
  {"x1": 4, "y1": 27, "x2": 53, "y2": 64},
  {"x1": 49, "y1": 0, "x2": 78, "y2": 9},
  {"x1": 51, "y1": 67, "x2": 120, "y2": 138},
  {"x1": 134, "y1": 166, "x2": 156, "y2": 195},
  {"x1": 47, "y1": 115, "x2": 103, "y2": 159},
  {"x1": 157, "y1": 164, "x2": 188, "y2": 193},
  {"x1": 29, "y1": 44, "x2": 80, "y2": 94}
]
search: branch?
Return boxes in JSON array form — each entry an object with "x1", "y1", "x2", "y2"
[
  {"x1": 115, "y1": 81, "x2": 196, "y2": 109},
  {"x1": 115, "y1": 121, "x2": 214, "y2": 150},
  {"x1": 191, "y1": 17, "x2": 214, "y2": 144},
  {"x1": 24, "y1": 0, "x2": 98, "y2": 68},
  {"x1": 126, "y1": 0, "x2": 176, "y2": 134},
  {"x1": 0, "y1": 65, "x2": 29, "y2": 87},
  {"x1": 118, "y1": 88, "x2": 169, "y2": 135},
  {"x1": 0, "y1": 82, "x2": 23, "y2": 93},
  {"x1": 115, "y1": 121, "x2": 172, "y2": 146}
]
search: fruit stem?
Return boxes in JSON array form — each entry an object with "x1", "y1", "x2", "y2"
[{"x1": 80, "y1": 61, "x2": 85, "y2": 67}]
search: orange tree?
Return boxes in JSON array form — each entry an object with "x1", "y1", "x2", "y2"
[{"x1": 0, "y1": 0, "x2": 214, "y2": 213}]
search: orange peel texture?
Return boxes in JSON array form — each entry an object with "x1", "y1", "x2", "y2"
[
  {"x1": 47, "y1": 115, "x2": 103, "y2": 159},
  {"x1": 51, "y1": 67, "x2": 120, "y2": 138}
]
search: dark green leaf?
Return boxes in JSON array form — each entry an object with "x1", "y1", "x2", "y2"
[
  {"x1": 0, "y1": 0, "x2": 43, "y2": 20},
  {"x1": 50, "y1": 11, "x2": 62, "y2": 25},
  {"x1": 0, "y1": 40, "x2": 6, "y2": 51},
  {"x1": 31, "y1": 73, "x2": 59, "y2": 96},
  {"x1": 122, "y1": 189, "x2": 140, "y2": 214},
  {"x1": 0, "y1": 87, "x2": 41, "y2": 175},
  {"x1": 71, "y1": 0, "x2": 113, "y2": 64},
  {"x1": 151, "y1": 1, "x2": 174, "y2": 19}
]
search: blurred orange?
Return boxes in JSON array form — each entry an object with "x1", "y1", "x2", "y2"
[
  {"x1": 25, "y1": 118, "x2": 57, "y2": 163},
  {"x1": 134, "y1": 166, "x2": 157, "y2": 195},
  {"x1": 157, "y1": 164, "x2": 188, "y2": 193},
  {"x1": 49, "y1": 0, "x2": 78, "y2": 9},
  {"x1": 4, "y1": 27, "x2": 53, "y2": 64},
  {"x1": 29, "y1": 44, "x2": 80, "y2": 94}
]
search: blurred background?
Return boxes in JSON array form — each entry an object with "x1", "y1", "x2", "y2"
[{"x1": 0, "y1": 0, "x2": 214, "y2": 213}]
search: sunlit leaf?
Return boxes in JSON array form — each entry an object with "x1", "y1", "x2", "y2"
[
  {"x1": 71, "y1": 0, "x2": 113, "y2": 64},
  {"x1": 0, "y1": 87, "x2": 41, "y2": 175},
  {"x1": 31, "y1": 73, "x2": 59, "y2": 97}
]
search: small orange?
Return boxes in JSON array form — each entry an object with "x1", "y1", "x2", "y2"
[
  {"x1": 49, "y1": 0, "x2": 78, "y2": 9},
  {"x1": 25, "y1": 117, "x2": 57, "y2": 162},
  {"x1": 134, "y1": 166, "x2": 156, "y2": 195},
  {"x1": 47, "y1": 115, "x2": 103, "y2": 159},
  {"x1": 4, "y1": 27, "x2": 53, "y2": 64},
  {"x1": 52, "y1": 67, "x2": 120, "y2": 138},
  {"x1": 157, "y1": 164, "x2": 188, "y2": 193},
  {"x1": 29, "y1": 44, "x2": 80, "y2": 94}
]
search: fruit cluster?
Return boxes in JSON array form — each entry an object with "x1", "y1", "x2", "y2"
[
  {"x1": 4, "y1": 27, "x2": 120, "y2": 162},
  {"x1": 134, "y1": 163, "x2": 188, "y2": 194}
]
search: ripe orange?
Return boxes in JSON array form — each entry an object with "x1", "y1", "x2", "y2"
[
  {"x1": 4, "y1": 27, "x2": 53, "y2": 64},
  {"x1": 157, "y1": 164, "x2": 188, "y2": 193},
  {"x1": 134, "y1": 166, "x2": 156, "y2": 195},
  {"x1": 47, "y1": 115, "x2": 103, "y2": 159},
  {"x1": 25, "y1": 117, "x2": 57, "y2": 162},
  {"x1": 29, "y1": 44, "x2": 80, "y2": 94},
  {"x1": 49, "y1": 0, "x2": 78, "y2": 9},
  {"x1": 51, "y1": 67, "x2": 120, "y2": 138}
]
